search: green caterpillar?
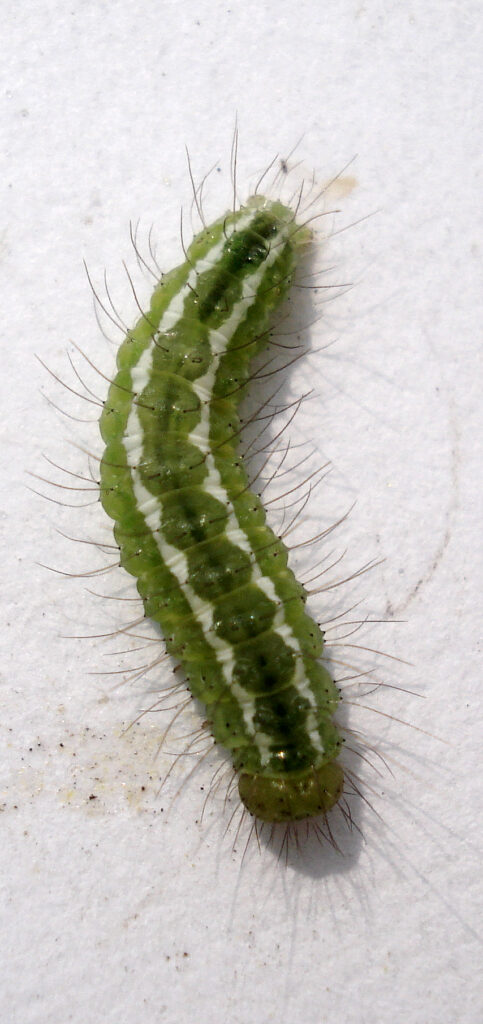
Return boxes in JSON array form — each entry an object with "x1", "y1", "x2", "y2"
[{"x1": 99, "y1": 195, "x2": 344, "y2": 823}]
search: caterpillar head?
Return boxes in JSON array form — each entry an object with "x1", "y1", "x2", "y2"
[{"x1": 238, "y1": 760, "x2": 344, "y2": 823}]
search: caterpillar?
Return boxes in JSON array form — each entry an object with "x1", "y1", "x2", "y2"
[{"x1": 98, "y1": 186, "x2": 346, "y2": 826}]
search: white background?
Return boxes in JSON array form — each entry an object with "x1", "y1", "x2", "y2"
[{"x1": 1, "y1": 2, "x2": 482, "y2": 1023}]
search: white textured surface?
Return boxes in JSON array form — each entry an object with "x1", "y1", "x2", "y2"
[{"x1": 1, "y1": 3, "x2": 482, "y2": 1023}]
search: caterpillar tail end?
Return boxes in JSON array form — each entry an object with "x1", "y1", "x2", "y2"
[{"x1": 238, "y1": 761, "x2": 344, "y2": 824}]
